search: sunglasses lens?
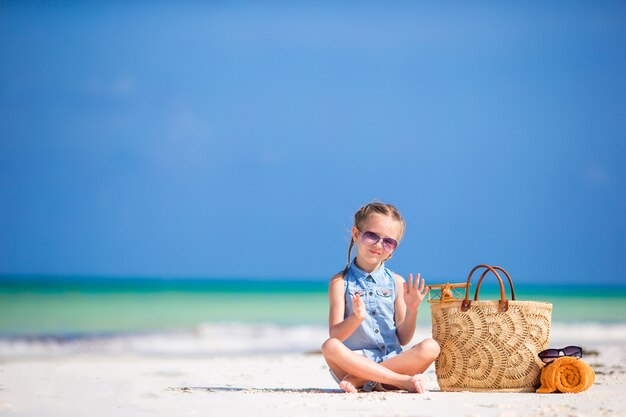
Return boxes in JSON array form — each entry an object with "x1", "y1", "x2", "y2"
[
  {"x1": 382, "y1": 238, "x2": 398, "y2": 252},
  {"x1": 563, "y1": 346, "x2": 583, "y2": 358},
  {"x1": 360, "y1": 231, "x2": 398, "y2": 252},
  {"x1": 361, "y1": 231, "x2": 380, "y2": 246},
  {"x1": 538, "y1": 349, "x2": 559, "y2": 362}
]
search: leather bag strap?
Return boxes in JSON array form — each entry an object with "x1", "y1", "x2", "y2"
[
  {"x1": 474, "y1": 266, "x2": 516, "y2": 301},
  {"x1": 460, "y1": 264, "x2": 509, "y2": 313}
]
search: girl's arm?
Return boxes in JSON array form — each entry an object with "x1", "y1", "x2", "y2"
[
  {"x1": 328, "y1": 274, "x2": 366, "y2": 340},
  {"x1": 394, "y1": 273, "x2": 428, "y2": 346}
]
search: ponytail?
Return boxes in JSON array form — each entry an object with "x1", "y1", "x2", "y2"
[{"x1": 341, "y1": 239, "x2": 355, "y2": 277}]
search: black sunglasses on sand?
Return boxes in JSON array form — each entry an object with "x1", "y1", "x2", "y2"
[{"x1": 538, "y1": 346, "x2": 583, "y2": 363}]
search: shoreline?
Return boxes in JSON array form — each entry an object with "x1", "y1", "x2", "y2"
[{"x1": 1, "y1": 321, "x2": 625, "y2": 360}]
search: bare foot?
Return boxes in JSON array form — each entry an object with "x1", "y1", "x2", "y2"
[
  {"x1": 401, "y1": 374, "x2": 426, "y2": 393},
  {"x1": 338, "y1": 380, "x2": 358, "y2": 394}
]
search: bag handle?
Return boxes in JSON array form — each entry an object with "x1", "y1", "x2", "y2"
[
  {"x1": 474, "y1": 265, "x2": 516, "y2": 301},
  {"x1": 460, "y1": 264, "x2": 509, "y2": 313}
]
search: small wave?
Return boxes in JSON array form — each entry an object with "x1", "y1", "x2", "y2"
[
  {"x1": 1, "y1": 321, "x2": 624, "y2": 359},
  {"x1": 0, "y1": 322, "x2": 328, "y2": 359},
  {"x1": 548, "y1": 322, "x2": 626, "y2": 344}
]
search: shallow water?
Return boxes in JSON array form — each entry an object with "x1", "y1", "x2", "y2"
[
  {"x1": 2, "y1": 277, "x2": 625, "y2": 335},
  {"x1": 1, "y1": 276, "x2": 625, "y2": 359}
]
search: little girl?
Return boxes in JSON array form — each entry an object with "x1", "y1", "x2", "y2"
[{"x1": 321, "y1": 202, "x2": 440, "y2": 393}]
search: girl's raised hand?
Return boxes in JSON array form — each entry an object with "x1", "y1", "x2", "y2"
[
  {"x1": 403, "y1": 273, "x2": 428, "y2": 312},
  {"x1": 352, "y1": 293, "x2": 367, "y2": 321}
]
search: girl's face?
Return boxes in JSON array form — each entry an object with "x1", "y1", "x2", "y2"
[{"x1": 352, "y1": 213, "x2": 403, "y2": 271}]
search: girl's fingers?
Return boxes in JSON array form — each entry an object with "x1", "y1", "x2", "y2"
[
  {"x1": 355, "y1": 293, "x2": 363, "y2": 305},
  {"x1": 403, "y1": 281, "x2": 408, "y2": 294},
  {"x1": 419, "y1": 278, "x2": 425, "y2": 292},
  {"x1": 414, "y1": 273, "x2": 421, "y2": 289},
  {"x1": 408, "y1": 273, "x2": 413, "y2": 290}
]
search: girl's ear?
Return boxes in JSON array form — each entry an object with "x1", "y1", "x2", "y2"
[{"x1": 351, "y1": 226, "x2": 359, "y2": 243}]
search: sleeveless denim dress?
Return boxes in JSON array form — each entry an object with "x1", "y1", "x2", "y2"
[{"x1": 343, "y1": 259, "x2": 402, "y2": 363}]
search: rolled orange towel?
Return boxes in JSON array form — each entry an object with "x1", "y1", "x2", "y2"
[{"x1": 536, "y1": 356, "x2": 595, "y2": 394}]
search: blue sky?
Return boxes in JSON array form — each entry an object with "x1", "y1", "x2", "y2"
[{"x1": 1, "y1": 2, "x2": 625, "y2": 284}]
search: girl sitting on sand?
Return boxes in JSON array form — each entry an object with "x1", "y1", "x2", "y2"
[{"x1": 321, "y1": 202, "x2": 440, "y2": 393}]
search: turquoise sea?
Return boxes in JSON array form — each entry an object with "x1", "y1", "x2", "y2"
[
  {"x1": 1, "y1": 276, "x2": 625, "y2": 357},
  {"x1": 2, "y1": 276, "x2": 626, "y2": 334}
]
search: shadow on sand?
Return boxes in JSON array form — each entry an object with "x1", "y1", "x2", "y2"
[{"x1": 168, "y1": 386, "x2": 340, "y2": 394}]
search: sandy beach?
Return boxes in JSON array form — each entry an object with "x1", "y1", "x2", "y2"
[
  {"x1": 1, "y1": 328, "x2": 624, "y2": 417},
  {"x1": 2, "y1": 2, "x2": 625, "y2": 416}
]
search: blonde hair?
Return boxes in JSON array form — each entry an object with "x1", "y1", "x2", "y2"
[{"x1": 341, "y1": 202, "x2": 406, "y2": 277}]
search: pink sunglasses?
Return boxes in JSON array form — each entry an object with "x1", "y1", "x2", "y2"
[{"x1": 357, "y1": 228, "x2": 398, "y2": 253}]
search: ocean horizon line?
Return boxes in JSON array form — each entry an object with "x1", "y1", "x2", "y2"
[
  {"x1": 2, "y1": 273, "x2": 625, "y2": 285},
  {"x1": 1, "y1": 273, "x2": 625, "y2": 297}
]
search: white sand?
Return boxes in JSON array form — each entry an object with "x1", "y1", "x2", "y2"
[{"x1": 1, "y1": 340, "x2": 624, "y2": 417}]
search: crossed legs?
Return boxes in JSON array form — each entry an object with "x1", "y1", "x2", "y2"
[{"x1": 321, "y1": 338, "x2": 440, "y2": 393}]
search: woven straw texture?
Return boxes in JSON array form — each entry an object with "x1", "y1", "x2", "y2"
[{"x1": 431, "y1": 299, "x2": 552, "y2": 392}]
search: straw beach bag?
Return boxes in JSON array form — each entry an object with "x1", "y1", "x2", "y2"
[{"x1": 430, "y1": 264, "x2": 552, "y2": 392}]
